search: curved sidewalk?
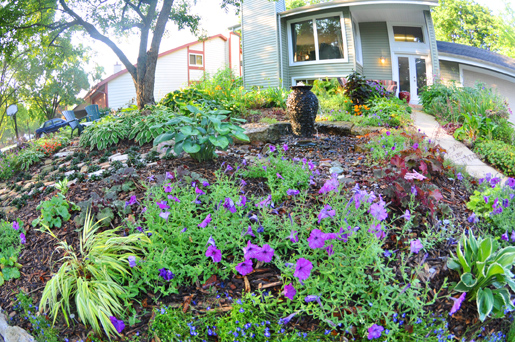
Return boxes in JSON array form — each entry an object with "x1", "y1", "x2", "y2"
[{"x1": 412, "y1": 110, "x2": 507, "y2": 181}]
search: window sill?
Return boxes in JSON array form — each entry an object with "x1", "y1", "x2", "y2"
[{"x1": 289, "y1": 58, "x2": 349, "y2": 67}]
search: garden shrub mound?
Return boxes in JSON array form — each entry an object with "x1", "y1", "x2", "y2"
[
  {"x1": 474, "y1": 140, "x2": 515, "y2": 177},
  {"x1": 1, "y1": 126, "x2": 511, "y2": 342}
]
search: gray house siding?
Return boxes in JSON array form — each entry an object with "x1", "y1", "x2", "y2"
[
  {"x1": 242, "y1": 0, "x2": 281, "y2": 88},
  {"x1": 282, "y1": 8, "x2": 356, "y2": 85},
  {"x1": 424, "y1": 10, "x2": 440, "y2": 77},
  {"x1": 280, "y1": 19, "x2": 291, "y2": 88},
  {"x1": 439, "y1": 60, "x2": 460, "y2": 84},
  {"x1": 359, "y1": 22, "x2": 392, "y2": 80}
]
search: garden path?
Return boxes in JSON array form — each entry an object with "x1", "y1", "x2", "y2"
[{"x1": 412, "y1": 110, "x2": 507, "y2": 181}]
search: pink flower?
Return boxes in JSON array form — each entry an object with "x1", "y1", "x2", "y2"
[
  {"x1": 198, "y1": 214, "x2": 212, "y2": 228},
  {"x1": 294, "y1": 258, "x2": 313, "y2": 281},
  {"x1": 449, "y1": 292, "x2": 467, "y2": 316},
  {"x1": 410, "y1": 239, "x2": 423, "y2": 254},
  {"x1": 404, "y1": 170, "x2": 427, "y2": 181},
  {"x1": 236, "y1": 259, "x2": 253, "y2": 276},
  {"x1": 206, "y1": 246, "x2": 222, "y2": 263},
  {"x1": 284, "y1": 283, "x2": 296, "y2": 300}
]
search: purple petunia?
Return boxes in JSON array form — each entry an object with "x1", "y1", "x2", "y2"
[
  {"x1": 195, "y1": 187, "x2": 205, "y2": 195},
  {"x1": 283, "y1": 143, "x2": 289, "y2": 151},
  {"x1": 288, "y1": 230, "x2": 299, "y2": 243},
  {"x1": 368, "y1": 223, "x2": 386, "y2": 239},
  {"x1": 456, "y1": 172, "x2": 463, "y2": 181},
  {"x1": 367, "y1": 324, "x2": 384, "y2": 340},
  {"x1": 20, "y1": 233, "x2": 26, "y2": 245},
  {"x1": 284, "y1": 283, "x2": 296, "y2": 300},
  {"x1": 109, "y1": 316, "x2": 125, "y2": 333},
  {"x1": 202, "y1": 181, "x2": 210, "y2": 187},
  {"x1": 449, "y1": 292, "x2": 467, "y2": 316},
  {"x1": 243, "y1": 240, "x2": 261, "y2": 260},
  {"x1": 206, "y1": 246, "x2": 222, "y2": 263},
  {"x1": 254, "y1": 244, "x2": 275, "y2": 263},
  {"x1": 198, "y1": 214, "x2": 212, "y2": 228},
  {"x1": 279, "y1": 312, "x2": 298, "y2": 325},
  {"x1": 294, "y1": 258, "x2": 313, "y2": 282},
  {"x1": 236, "y1": 195, "x2": 247, "y2": 207},
  {"x1": 128, "y1": 256, "x2": 136, "y2": 268},
  {"x1": 159, "y1": 211, "x2": 170, "y2": 221},
  {"x1": 317, "y1": 205, "x2": 336, "y2": 224},
  {"x1": 319, "y1": 177, "x2": 339, "y2": 194},
  {"x1": 157, "y1": 201, "x2": 169, "y2": 210},
  {"x1": 166, "y1": 172, "x2": 174, "y2": 180},
  {"x1": 412, "y1": 143, "x2": 419, "y2": 150},
  {"x1": 411, "y1": 185, "x2": 417, "y2": 196},
  {"x1": 287, "y1": 189, "x2": 300, "y2": 196},
  {"x1": 269, "y1": 145, "x2": 276, "y2": 153},
  {"x1": 467, "y1": 213, "x2": 479, "y2": 224},
  {"x1": 159, "y1": 268, "x2": 175, "y2": 281},
  {"x1": 410, "y1": 239, "x2": 423, "y2": 254},
  {"x1": 502, "y1": 231, "x2": 509, "y2": 241},
  {"x1": 506, "y1": 178, "x2": 515, "y2": 189},
  {"x1": 277, "y1": 173, "x2": 284, "y2": 179},
  {"x1": 369, "y1": 202, "x2": 388, "y2": 221},
  {"x1": 12, "y1": 221, "x2": 19, "y2": 230},
  {"x1": 223, "y1": 197, "x2": 237, "y2": 213},
  {"x1": 164, "y1": 185, "x2": 173, "y2": 193},
  {"x1": 256, "y1": 195, "x2": 273, "y2": 209},
  {"x1": 324, "y1": 244, "x2": 334, "y2": 256},
  {"x1": 168, "y1": 195, "x2": 180, "y2": 202},
  {"x1": 403, "y1": 210, "x2": 411, "y2": 221},
  {"x1": 307, "y1": 229, "x2": 336, "y2": 249},
  {"x1": 511, "y1": 230, "x2": 515, "y2": 242},
  {"x1": 236, "y1": 259, "x2": 253, "y2": 276},
  {"x1": 243, "y1": 225, "x2": 255, "y2": 238},
  {"x1": 206, "y1": 235, "x2": 216, "y2": 247},
  {"x1": 503, "y1": 199, "x2": 510, "y2": 208}
]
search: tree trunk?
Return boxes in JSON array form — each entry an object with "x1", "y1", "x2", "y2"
[{"x1": 134, "y1": 58, "x2": 156, "y2": 109}]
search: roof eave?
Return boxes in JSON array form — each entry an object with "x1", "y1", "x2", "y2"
[{"x1": 438, "y1": 52, "x2": 515, "y2": 79}]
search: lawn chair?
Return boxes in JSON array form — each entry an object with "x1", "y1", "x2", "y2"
[
  {"x1": 85, "y1": 104, "x2": 106, "y2": 122},
  {"x1": 63, "y1": 110, "x2": 85, "y2": 138}
]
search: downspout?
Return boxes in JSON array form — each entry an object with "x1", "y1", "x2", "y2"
[{"x1": 278, "y1": 14, "x2": 284, "y2": 88}]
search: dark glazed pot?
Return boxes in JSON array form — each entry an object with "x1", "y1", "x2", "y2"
[
  {"x1": 287, "y1": 85, "x2": 319, "y2": 137},
  {"x1": 399, "y1": 91, "x2": 411, "y2": 104}
]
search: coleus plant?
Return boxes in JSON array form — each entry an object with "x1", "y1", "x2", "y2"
[
  {"x1": 153, "y1": 105, "x2": 249, "y2": 162},
  {"x1": 448, "y1": 231, "x2": 515, "y2": 321}
]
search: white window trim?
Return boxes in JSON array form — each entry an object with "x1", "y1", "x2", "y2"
[
  {"x1": 352, "y1": 17, "x2": 363, "y2": 66},
  {"x1": 287, "y1": 12, "x2": 349, "y2": 67},
  {"x1": 189, "y1": 53, "x2": 203, "y2": 67},
  {"x1": 386, "y1": 22, "x2": 430, "y2": 55},
  {"x1": 291, "y1": 74, "x2": 347, "y2": 87}
]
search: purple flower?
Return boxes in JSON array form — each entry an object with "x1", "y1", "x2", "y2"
[
  {"x1": 141, "y1": 207, "x2": 147, "y2": 213},
  {"x1": 317, "y1": 205, "x2": 336, "y2": 224},
  {"x1": 511, "y1": 230, "x2": 515, "y2": 242},
  {"x1": 288, "y1": 230, "x2": 299, "y2": 243},
  {"x1": 243, "y1": 225, "x2": 255, "y2": 238},
  {"x1": 384, "y1": 250, "x2": 392, "y2": 258},
  {"x1": 181, "y1": 227, "x2": 187, "y2": 233},
  {"x1": 304, "y1": 295, "x2": 321, "y2": 304},
  {"x1": 127, "y1": 196, "x2": 137, "y2": 206},
  {"x1": 206, "y1": 235, "x2": 216, "y2": 247},
  {"x1": 12, "y1": 221, "x2": 19, "y2": 230},
  {"x1": 164, "y1": 185, "x2": 173, "y2": 193},
  {"x1": 195, "y1": 187, "x2": 205, "y2": 195},
  {"x1": 319, "y1": 177, "x2": 339, "y2": 194},
  {"x1": 168, "y1": 195, "x2": 180, "y2": 202},
  {"x1": 410, "y1": 239, "x2": 423, "y2": 254},
  {"x1": 136, "y1": 226, "x2": 144, "y2": 232},
  {"x1": 226, "y1": 165, "x2": 233, "y2": 172},
  {"x1": 20, "y1": 233, "x2": 26, "y2": 244},
  {"x1": 236, "y1": 259, "x2": 253, "y2": 276},
  {"x1": 369, "y1": 202, "x2": 388, "y2": 221},
  {"x1": 386, "y1": 131, "x2": 391, "y2": 136},
  {"x1": 236, "y1": 195, "x2": 247, "y2": 207},
  {"x1": 159, "y1": 211, "x2": 170, "y2": 221},
  {"x1": 157, "y1": 201, "x2": 169, "y2": 210},
  {"x1": 206, "y1": 246, "x2": 222, "y2": 263},
  {"x1": 198, "y1": 214, "x2": 212, "y2": 228},
  {"x1": 449, "y1": 292, "x2": 467, "y2": 316},
  {"x1": 368, "y1": 223, "x2": 386, "y2": 239},
  {"x1": 241, "y1": 158, "x2": 247, "y2": 166},
  {"x1": 325, "y1": 244, "x2": 334, "y2": 256},
  {"x1": 277, "y1": 173, "x2": 284, "y2": 179},
  {"x1": 503, "y1": 199, "x2": 509, "y2": 208},
  {"x1": 166, "y1": 172, "x2": 174, "y2": 179},
  {"x1": 269, "y1": 145, "x2": 276, "y2": 153},
  {"x1": 202, "y1": 181, "x2": 210, "y2": 187},
  {"x1": 308, "y1": 161, "x2": 315, "y2": 170},
  {"x1": 256, "y1": 195, "x2": 273, "y2": 209},
  {"x1": 287, "y1": 189, "x2": 300, "y2": 196},
  {"x1": 254, "y1": 244, "x2": 275, "y2": 263},
  {"x1": 484, "y1": 196, "x2": 490, "y2": 203},
  {"x1": 294, "y1": 258, "x2": 313, "y2": 281},
  {"x1": 159, "y1": 268, "x2": 175, "y2": 281},
  {"x1": 456, "y1": 172, "x2": 463, "y2": 181},
  {"x1": 412, "y1": 143, "x2": 419, "y2": 150},
  {"x1": 506, "y1": 178, "x2": 515, "y2": 188},
  {"x1": 109, "y1": 316, "x2": 125, "y2": 333},
  {"x1": 403, "y1": 210, "x2": 411, "y2": 221},
  {"x1": 307, "y1": 229, "x2": 335, "y2": 249},
  {"x1": 128, "y1": 256, "x2": 136, "y2": 268},
  {"x1": 147, "y1": 175, "x2": 155, "y2": 182},
  {"x1": 279, "y1": 312, "x2": 298, "y2": 325},
  {"x1": 502, "y1": 231, "x2": 509, "y2": 241},
  {"x1": 367, "y1": 324, "x2": 384, "y2": 340},
  {"x1": 490, "y1": 177, "x2": 501, "y2": 188},
  {"x1": 243, "y1": 240, "x2": 261, "y2": 260},
  {"x1": 411, "y1": 185, "x2": 417, "y2": 196},
  {"x1": 223, "y1": 197, "x2": 237, "y2": 213},
  {"x1": 283, "y1": 143, "x2": 289, "y2": 151},
  {"x1": 284, "y1": 284, "x2": 296, "y2": 300},
  {"x1": 241, "y1": 179, "x2": 247, "y2": 187},
  {"x1": 467, "y1": 213, "x2": 479, "y2": 223}
]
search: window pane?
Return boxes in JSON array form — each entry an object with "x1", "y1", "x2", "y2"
[
  {"x1": 317, "y1": 16, "x2": 344, "y2": 60},
  {"x1": 196, "y1": 55, "x2": 203, "y2": 65},
  {"x1": 292, "y1": 20, "x2": 315, "y2": 62},
  {"x1": 393, "y1": 26, "x2": 424, "y2": 43},
  {"x1": 398, "y1": 57, "x2": 410, "y2": 93},
  {"x1": 415, "y1": 58, "x2": 427, "y2": 95},
  {"x1": 189, "y1": 54, "x2": 196, "y2": 65}
]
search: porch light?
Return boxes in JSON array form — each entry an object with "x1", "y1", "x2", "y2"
[{"x1": 380, "y1": 56, "x2": 386, "y2": 64}]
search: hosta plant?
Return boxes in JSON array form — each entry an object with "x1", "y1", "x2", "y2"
[
  {"x1": 447, "y1": 231, "x2": 515, "y2": 321},
  {"x1": 39, "y1": 213, "x2": 151, "y2": 337},
  {"x1": 128, "y1": 106, "x2": 176, "y2": 145},
  {"x1": 153, "y1": 105, "x2": 249, "y2": 162},
  {"x1": 79, "y1": 115, "x2": 132, "y2": 151}
]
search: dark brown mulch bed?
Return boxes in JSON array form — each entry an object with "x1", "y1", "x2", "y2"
[{"x1": 0, "y1": 133, "x2": 497, "y2": 341}]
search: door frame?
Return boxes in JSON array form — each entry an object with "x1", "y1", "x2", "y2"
[{"x1": 393, "y1": 54, "x2": 432, "y2": 105}]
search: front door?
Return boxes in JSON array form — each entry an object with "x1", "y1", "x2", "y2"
[{"x1": 397, "y1": 55, "x2": 428, "y2": 104}]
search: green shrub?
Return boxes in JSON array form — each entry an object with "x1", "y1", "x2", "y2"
[
  {"x1": 447, "y1": 231, "x2": 515, "y2": 321},
  {"x1": 0, "y1": 220, "x2": 24, "y2": 286},
  {"x1": 0, "y1": 153, "x2": 17, "y2": 181},
  {"x1": 474, "y1": 140, "x2": 515, "y2": 176},
  {"x1": 343, "y1": 71, "x2": 390, "y2": 105},
  {"x1": 39, "y1": 213, "x2": 151, "y2": 337},
  {"x1": 364, "y1": 96, "x2": 412, "y2": 127},
  {"x1": 79, "y1": 114, "x2": 134, "y2": 150},
  {"x1": 128, "y1": 106, "x2": 176, "y2": 145},
  {"x1": 312, "y1": 78, "x2": 343, "y2": 97},
  {"x1": 16, "y1": 148, "x2": 45, "y2": 170},
  {"x1": 153, "y1": 105, "x2": 249, "y2": 162},
  {"x1": 32, "y1": 193, "x2": 79, "y2": 229}
]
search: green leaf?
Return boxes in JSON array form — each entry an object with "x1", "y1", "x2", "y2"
[
  {"x1": 180, "y1": 126, "x2": 193, "y2": 136},
  {"x1": 154, "y1": 133, "x2": 175, "y2": 145},
  {"x1": 183, "y1": 140, "x2": 201, "y2": 154},
  {"x1": 209, "y1": 136, "x2": 229, "y2": 149},
  {"x1": 232, "y1": 131, "x2": 250, "y2": 142},
  {"x1": 2, "y1": 267, "x2": 20, "y2": 280},
  {"x1": 454, "y1": 272, "x2": 477, "y2": 292},
  {"x1": 477, "y1": 288, "x2": 494, "y2": 321},
  {"x1": 456, "y1": 244, "x2": 471, "y2": 273},
  {"x1": 477, "y1": 237, "x2": 493, "y2": 262},
  {"x1": 484, "y1": 263, "x2": 505, "y2": 281},
  {"x1": 0, "y1": 274, "x2": 4, "y2": 286},
  {"x1": 174, "y1": 142, "x2": 184, "y2": 155}
]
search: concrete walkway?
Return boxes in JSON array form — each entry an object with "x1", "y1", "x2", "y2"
[{"x1": 411, "y1": 110, "x2": 507, "y2": 181}]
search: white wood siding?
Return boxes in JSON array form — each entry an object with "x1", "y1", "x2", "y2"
[
  {"x1": 190, "y1": 42, "x2": 204, "y2": 51},
  {"x1": 108, "y1": 72, "x2": 137, "y2": 109},
  {"x1": 154, "y1": 49, "x2": 188, "y2": 102},
  {"x1": 205, "y1": 38, "x2": 227, "y2": 75},
  {"x1": 230, "y1": 34, "x2": 241, "y2": 76}
]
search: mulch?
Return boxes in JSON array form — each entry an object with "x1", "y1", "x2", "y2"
[{"x1": 0, "y1": 132, "x2": 503, "y2": 341}]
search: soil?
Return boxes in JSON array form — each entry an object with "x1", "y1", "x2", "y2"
[{"x1": 0, "y1": 132, "x2": 504, "y2": 341}]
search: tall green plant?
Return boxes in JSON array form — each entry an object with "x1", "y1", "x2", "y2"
[{"x1": 39, "y1": 213, "x2": 151, "y2": 337}]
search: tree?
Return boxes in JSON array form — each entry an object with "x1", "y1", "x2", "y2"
[
  {"x1": 6, "y1": 0, "x2": 242, "y2": 109},
  {"x1": 285, "y1": 0, "x2": 330, "y2": 10},
  {"x1": 432, "y1": 0, "x2": 515, "y2": 58}
]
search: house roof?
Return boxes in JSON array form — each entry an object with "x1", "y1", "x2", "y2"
[
  {"x1": 84, "y1": 34, "x2": 228, "y2": 100},
  {"x1": 437, "y1": 41, "x2": 515, "y2": 74},
  {"x1": 279, "y1": 0, "x2": 438, "y2": 17}
]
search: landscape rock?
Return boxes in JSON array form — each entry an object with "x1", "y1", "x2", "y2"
[
  {"x1": 88, "y1": 170, "x2": 104, "y2": 178},
  {"x1": 80, "y1": 165, "x2": 88, "y2": 173},
  {"x1": 329, "y1": 166, "x2": 344, "y2": 174},
  {"x1": 235, "y1": 122, "x2": 292, "y2": 144},
  {"x1": 41, "y1": 165, "x2": 53, "y2": 173},
  {"x1": 44, "y1": 159, "x2": 52, "y2": 165},
  {"x1": 109, "y1": 154, "x2": 128, "y2": 162},
  {"x1": 54, "y1": 151, "x2": 73, "y2": 158},
  {"x1": 351, "y1": 126, "x2": 384, "y2": 136},
  {"x1": 315, "y1": 121, "x2": 353, "y2": 136},
  {"x1": 0, "y1": 307, "x2": 34, "y2": 342}
]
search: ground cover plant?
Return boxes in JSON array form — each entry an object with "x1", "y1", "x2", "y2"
[
  {"x1": 474, "y1": 140, "x2": 515, "y2": 177},
  {"x1": 0, "y1": 220, "x2": 24, "y2": 286}
]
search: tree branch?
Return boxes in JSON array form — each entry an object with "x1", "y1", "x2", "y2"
[{"x1": 123, "y1": 0, "x2": 146, "y2": 21}]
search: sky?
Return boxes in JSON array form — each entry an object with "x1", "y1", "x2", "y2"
[{"x1": 81, "y1": 0, "x2": 240, "y2": 80}]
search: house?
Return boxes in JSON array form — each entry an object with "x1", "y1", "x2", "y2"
[
  {"x1": 241, "y1": 0, "x2": 515, "y2": 121},
  {"x1": 84, "y1": 33, "x2": 242, "y2": 109}
]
